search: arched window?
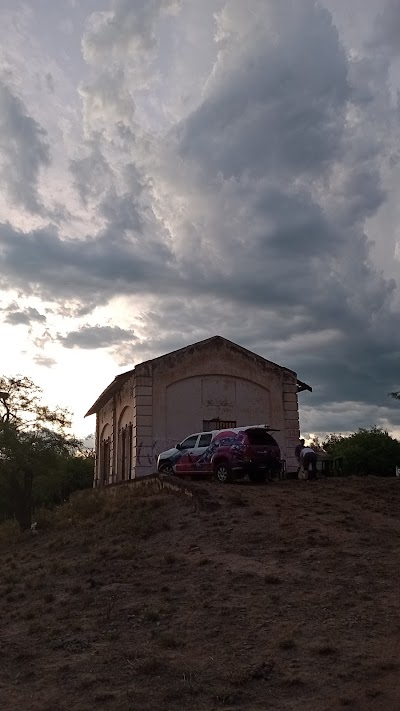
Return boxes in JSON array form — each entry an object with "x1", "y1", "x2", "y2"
[
  {"x1": 117, "y1": 407, "x2": 133, "y2": 480},
  {"x1": 100, "y1": 423, "x2": 111, "y2": 485}
]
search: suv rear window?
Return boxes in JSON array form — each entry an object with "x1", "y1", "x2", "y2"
[{"x1": 245, "y1": 429, "x2": 278, "y2": 445}]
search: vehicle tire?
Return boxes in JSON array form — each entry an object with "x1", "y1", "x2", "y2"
[
  {"x1": 159, "y1": 462, "x2": 173, "y2": 475},
  {"x1": 214, "y1": 460, "x2": 232, "y2": 484},
  {"x1": 248, "y1": 471, "x2": 266, "y2": 484}
]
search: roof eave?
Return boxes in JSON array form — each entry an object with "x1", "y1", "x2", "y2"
[{"x1": 297, "y1": 379, "x2": 312, "y2": 394}]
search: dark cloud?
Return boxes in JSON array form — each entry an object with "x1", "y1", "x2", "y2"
[
  {"x1": 58, "y1": 324, "x2": 137, "y2": 350},
  {"x1": 1, "y1": 0, "x2": 400, "y2": 436},
  {"x1": 0, "y1": 217, "x2": 172, "y2": 307},
  {"x1": 369, "y1": 0, "x2": 400, "y2": 55},
  {"x1": 0, "y1": 77, "x2": 50, "y2": 213},
  {"x1": 178, "y1": 3, "x2": 348, "y2": 182},
  {"x1": 2, "y1": 2, "x2": 369, "y2": 317},
  {"x1": 139, "y1": 0, "x2": 393, "y2": 360},
  {"x1": 112, "y1": 295, "x2": 316, "y2": 366},
  {"x1": 113, "y1": 292, "x2": 400, "y2": 432},
  {"x1": 52, "y1": 301, "x2": 99, "y2": 318},
  {"x1": 301, "y1": 400, "x2": 400, "y2": 437},
  {"x1": 2, "y1": 303, "x2": 46, "y2": 326}
]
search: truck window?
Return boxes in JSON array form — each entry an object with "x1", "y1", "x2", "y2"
[
  {"x1": 180, "y1": 435, "x2": 199, "y2": 449},
  {"x1": 198, "y1": 433, "x2": 212, "y2": 447}
]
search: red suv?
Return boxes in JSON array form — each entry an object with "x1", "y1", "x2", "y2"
[{"x1": 173, "y1": 427, "x2": 281, "y2": 483}]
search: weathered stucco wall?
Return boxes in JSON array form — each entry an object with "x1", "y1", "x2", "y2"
[
  {"x1": 135, "y1": 339, "x2": 300, "y2": 477},
  {"x1": 94, "y1": 338, "x2": 301, "y2": 484},
  {"x1": 95, "y1": 375, "x2": 135, "y2": 485},
  {"x1": 164, "y1": 376, "x2": 271, "y2": 442}
]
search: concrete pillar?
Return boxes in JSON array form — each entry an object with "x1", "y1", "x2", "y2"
[
  {"x1": 282, "y1": 379, "x2": 300, "y2": 472},
  {"x1": 132, "y1": 374, "x2": 154, "y2": 477},
  {"x1": 110, "y1": 395, "x2": 117, "y2": 484},
  {"x1": 93, "y1": 413, "x2": 99, "y2": 487}
]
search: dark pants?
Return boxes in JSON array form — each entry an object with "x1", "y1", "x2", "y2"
[{"x1": 302, "y1": 452, "x2": 317, "y2": 479}]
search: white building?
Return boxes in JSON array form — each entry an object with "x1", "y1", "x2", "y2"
[{"x1": 85, "y1": 336, "x2": 311, "y2": 485}]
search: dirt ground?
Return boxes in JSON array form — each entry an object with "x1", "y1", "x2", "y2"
[{"x1": 1, "y1": 476, "x2": 400, "y2": 711}]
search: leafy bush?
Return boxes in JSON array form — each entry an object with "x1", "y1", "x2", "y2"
[
  {"x1": 323, "y1": 426, "x2": 400, "y2": 476},
  {"x1": 33, "y1": 453, "x2": 94, "y2": 509}
]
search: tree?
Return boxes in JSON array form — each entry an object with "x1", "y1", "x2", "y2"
[
  {"x1": 0, "y1": 376, "x2": 71, "y2": 431},
  {"x1": 33, "y1": 448, "x2": 94, "y2": 510},
  {"x1": 322, "y1": 426, "x2": 400, "y2": 476},
  {"x1": 308, "y1": 435, "x2": 325, "y2": 452},
  {"x1": 0, "y1": 376, "x2": 86, "y2": 530},
  {"x1": 322, "y1": 433, "x2": 345, "y2": 454}
]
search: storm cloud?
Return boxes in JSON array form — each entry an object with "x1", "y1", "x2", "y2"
[
  {"x1": 0, "y1": 216, "x2": 172, "y2": 307},
  {"x1": 370, "y1": 0, "x2": 400, "y2": 55},
  {"x1": 0, "y1": 77, "x2": 50, "y2": 213},
  {"x1": 59, "y1": 324, "x2": 137, "y2": 350},
  {"x1": 2, "y1": 303, "x2": 46, "y2": 326},
  {"x1": 0, "y1": 0, "x2": 400, "y2": 436}
]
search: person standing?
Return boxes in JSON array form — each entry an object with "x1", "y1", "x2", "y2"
[{"x1": 299, "y1": 446, "x2": 318, "y2": 480}]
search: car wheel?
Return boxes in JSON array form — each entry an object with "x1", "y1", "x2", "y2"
[
  {"x1": 214, "y1": 461, "x2": 232, "y2": 484},
  {"x1": 159, "y1": 462, "x2": 173, "y2": 475},
  {"x1": 248, "y1": 471, "x2": 266, "y2": 484}
]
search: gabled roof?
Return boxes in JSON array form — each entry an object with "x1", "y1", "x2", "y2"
[
  {"x1": 85, "y1": 335, "x2": 312, "y2": 417},
  {"x1": 85, "y1": 370, "x2": 135, "y2": 417}
]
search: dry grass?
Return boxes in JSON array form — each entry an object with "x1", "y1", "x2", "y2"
[
  {"x1": 0, "y1": 519, "x2": 20, "y2": 545},
  {"x1": 1, "y1": 477, "x2": 400, "y2": 711},
  {"x1": 264, "y1": 573, "x2": 282, "y2": 585},
  {"x1": 279, "y1": 638, "x2": 297, "y2": 650}
]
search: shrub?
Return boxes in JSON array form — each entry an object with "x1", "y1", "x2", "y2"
[{"x1": 323, "y1": 426, "x2": 400, "y2": 476}]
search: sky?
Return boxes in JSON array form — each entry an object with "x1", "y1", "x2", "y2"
[{"x1": 1, "y1": 0, "x2": 400, "y2": 443}]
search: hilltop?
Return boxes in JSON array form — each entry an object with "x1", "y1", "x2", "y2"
[{"x1": 1, "y1": 476, "x2": 400, "y2": 711}]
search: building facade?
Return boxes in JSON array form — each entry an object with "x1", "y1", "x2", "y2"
[{"x1": 85, "y1": 336, "x2": 311, "y2": 485}]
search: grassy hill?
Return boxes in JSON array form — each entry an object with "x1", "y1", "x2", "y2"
[{"x1": 1, "y1": 476, "x2": 400, "y2": 711}]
